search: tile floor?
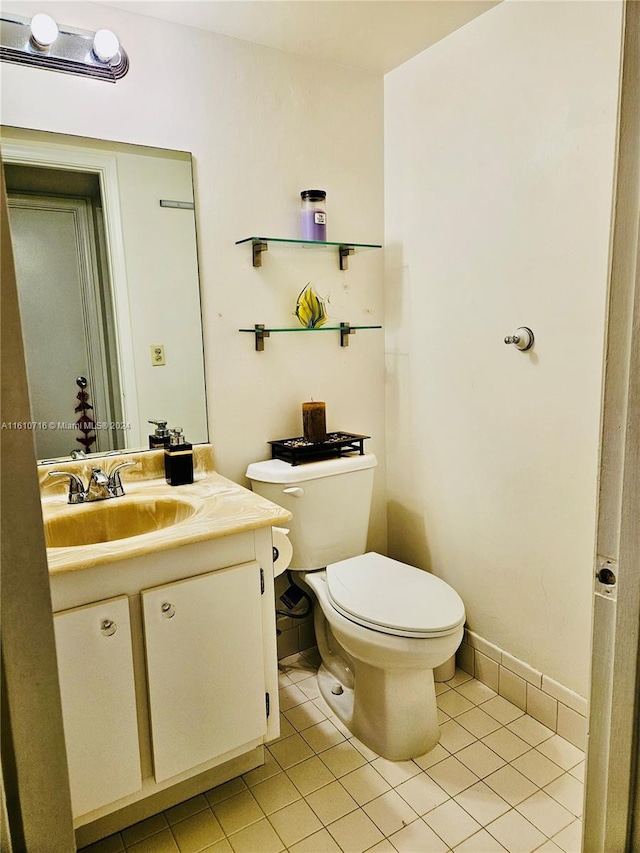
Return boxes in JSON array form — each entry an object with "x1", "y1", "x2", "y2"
[{"x1": 80, "y1": 649, "x2": 584, "y2": 853}]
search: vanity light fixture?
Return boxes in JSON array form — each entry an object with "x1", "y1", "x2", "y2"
[
  {"x1": 0, "y1": 13, "x2": 129, "y2": 82},
  {"x1": 92, "y1": 28, "x2": 120, "y2": 63},
  {"x1": 29, "y1": 13, "x2": 58, "y2": 49}
]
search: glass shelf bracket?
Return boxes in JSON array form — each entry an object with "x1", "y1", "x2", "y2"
[
  {"x1": 239, "y1": 323, "x2": 382, "y2": 351},
  {"x1": 235, "y1": 237, "x2": 382, "y2": 270}
]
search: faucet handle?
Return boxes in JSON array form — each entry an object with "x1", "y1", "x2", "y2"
[
  {"x1": 47, "y1": 471, "x2": 86, "y2": 504},
  {"x1": 107, "y1": 460, "x2": 139, "y2": 497}
]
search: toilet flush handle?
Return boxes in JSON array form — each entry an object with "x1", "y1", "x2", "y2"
[{"x1": 282, "y1": 487, "x2": 304, "y2": 498}]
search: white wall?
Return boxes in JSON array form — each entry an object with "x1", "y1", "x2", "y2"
[
  {"x1": 0, "y1": 1, "x2": 387, "y2": 552},
  {"x1": 385, "y1": 0, "x2": 622, "y2": 695}
]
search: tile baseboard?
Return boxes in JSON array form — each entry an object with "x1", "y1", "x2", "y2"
[
  {"x1": 278, "y1": 620, "x2": 588, "y2": 750},
  {"x1": 277, "y1": 613, "x2": 315, "y2": 659},
  {"x1": 457, "y1": 629, "x2": 587, "y2": 750}
]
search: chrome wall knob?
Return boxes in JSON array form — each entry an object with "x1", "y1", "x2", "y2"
[{"x1": 504, "y1": 326, "x2": 534, "y2": 351}]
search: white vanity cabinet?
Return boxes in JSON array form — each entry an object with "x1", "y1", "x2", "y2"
[
  {"x1": 41, "y1": 448, "x2": 292, "y2": 847},
  {"x1": 53, "y1": 596, "x2": 142, "y2": 817},
  {"x1": 142, "y1": 562, "x2": 267, "y2": 782},
  {"x1": 49, "y1": 526, "x2": 283, "y2": 845}
]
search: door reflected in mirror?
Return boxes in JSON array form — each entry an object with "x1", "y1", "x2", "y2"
[{"x1": 1, "y1": 126, "x2": 208, "y2": 461}]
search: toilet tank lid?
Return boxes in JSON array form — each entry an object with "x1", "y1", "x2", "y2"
[{"x1": 246, "y1": 452, "x2": 377, "y2": 484}]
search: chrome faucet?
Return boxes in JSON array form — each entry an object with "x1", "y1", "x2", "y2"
[
  {"x1": 47, "y1": 461, "x2": 138, "y2": 504},
  {"x1": 85, "y1": 468, "x2": 112, "y2": 501}
]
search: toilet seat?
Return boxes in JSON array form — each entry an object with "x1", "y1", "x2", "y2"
[{"x1": 326, "y1": 553, "x2": 466, "y2": 639}]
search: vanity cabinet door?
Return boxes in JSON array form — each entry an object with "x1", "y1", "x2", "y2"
[
  {"x1": 142, "y1": 562, "x2": 267, "y2": 783},
  {"x1": 53, "y1": 596, "x2": 142, "y2": 817}
]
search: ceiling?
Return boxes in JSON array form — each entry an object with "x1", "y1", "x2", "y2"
[{"x1": 99, "y1": 0, "x2": 499, "y2": 74}]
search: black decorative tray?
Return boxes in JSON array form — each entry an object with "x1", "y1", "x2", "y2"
[{"x1": 269, "y1": 432, "x2": 370, "y2": 466}]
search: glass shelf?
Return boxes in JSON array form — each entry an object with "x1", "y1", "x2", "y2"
[
  {"x1": 239, "y1": 323, "x2": 382, "y2": 351},
  {"x1": 236, "y1": 236, "x2": 382, "y2": 270}
]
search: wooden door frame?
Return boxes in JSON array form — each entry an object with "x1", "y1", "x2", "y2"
[
  {"x1": 583, "y1": 1, "x2": 640, "y2": 850},
  {"x1": 0, "y1": 170, "x2": 75, "y2": 852}
]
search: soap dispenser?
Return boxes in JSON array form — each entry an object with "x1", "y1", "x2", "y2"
[
  {"x1": 164, "y1": 428, "x2": 194, "y2": 486},
  {"x1": 149, "y1": 419, "x2": 170, "y2": 449}
]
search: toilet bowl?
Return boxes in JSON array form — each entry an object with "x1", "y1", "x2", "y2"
[
  {"x1": 302, "y1": 553, "x2": 465, "y2": 760},
  {"x1": 246, "y1": 453, "x2": 466, "y2": 760}
]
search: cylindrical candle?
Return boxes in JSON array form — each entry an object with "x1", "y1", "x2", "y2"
[{"x1": 302, "y1": 401, "x2": 327, "y2": 444}]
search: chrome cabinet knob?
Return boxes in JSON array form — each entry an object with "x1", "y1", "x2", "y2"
[{"x1": 101, "y1": 619, "x2": 117, "y2": 636}]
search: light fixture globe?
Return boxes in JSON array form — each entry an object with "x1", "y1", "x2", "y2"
[
  {"x1": 92, "y1": 28, "x2": 120, "y2": 62},
  {"x1": 30, "y1": 13, "x2": 58, "y2": 48}
]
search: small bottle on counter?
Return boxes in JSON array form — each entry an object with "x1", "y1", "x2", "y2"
[
  {"x1": 148, "y1": 419, "x2": 170, "y2": 449},
  {"x1": 164, "y1": 428, "x2": 194, "y2": 486}
]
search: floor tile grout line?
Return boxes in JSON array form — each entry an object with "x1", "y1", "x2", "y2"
[
  {"x1": 482, "y1": 803, "x2": 558, "y2": 853},
  {"x1": 276, "y1": 701, "x2": 581, "y2": 829},
  {"x1": 82, "y1": 667, "x2": 584, "y2": 853},
  {"x1": 435, "y1": 695, "x2": 583, "y2": 772},
  {"x1": 103, "y1": 770, "x2": 581, "y2": 853}
]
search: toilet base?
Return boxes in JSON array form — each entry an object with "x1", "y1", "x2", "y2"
[
  {"x1": 316, "y1": 658, "x2": 441, "y2": 761},
  {"x1": 317, "y1": 664, "x2": 355, "y2": 728},
  {"x1": 434, "y1": 654, "x2": 456, "y2": 682}
]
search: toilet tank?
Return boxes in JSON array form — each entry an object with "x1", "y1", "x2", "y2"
[{"x1": 246, "y1": 453, "x2": 377, "y2": 571}]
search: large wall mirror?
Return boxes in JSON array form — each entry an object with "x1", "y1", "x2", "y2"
[{"x1": 1, "y1": 126, "x2": 208, "y2": 461}]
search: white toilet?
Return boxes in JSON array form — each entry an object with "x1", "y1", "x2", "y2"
[{"x1": 246, "y1": 452, "x2": 465, "y2": 760}]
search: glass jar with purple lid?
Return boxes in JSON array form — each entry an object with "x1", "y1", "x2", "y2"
[{"x1": 300, "y1": 190, "x2": 327, "y2": 241}]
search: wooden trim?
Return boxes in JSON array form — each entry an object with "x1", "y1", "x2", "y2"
[
  {"x1": 623, "y1": 214, "x2": 640, "y2": 850},
  {"x1": 0, "y1": 166, "x2": 75, "y2": 850},
  {"x1": 585, "y1": 1, "x2": 640, "y2": 849}
]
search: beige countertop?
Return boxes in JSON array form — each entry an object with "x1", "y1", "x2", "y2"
[{"x1": 39, "y1": 445, "x2": 292, "y2": 575}]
